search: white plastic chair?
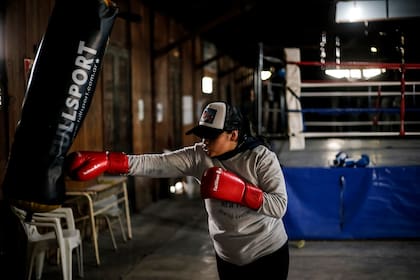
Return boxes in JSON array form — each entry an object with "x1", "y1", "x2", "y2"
[
  {"x1": 12, "y1": 206, "x2": 84, "y2": 280},
  {"x1": 93, "y1": 194, "x2": 127, "y2": 251}
]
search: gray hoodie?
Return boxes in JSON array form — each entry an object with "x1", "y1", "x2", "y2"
[{"x1": 127, "y1": 141, "x2": 288, "y2": 265}]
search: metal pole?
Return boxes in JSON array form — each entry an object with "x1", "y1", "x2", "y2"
[
  {"x1": 400, "y1": 34, "x2": 406, "y2": 136},
  {"x1": 256, "y1": 42, "x2": 263, "y2": 135}
]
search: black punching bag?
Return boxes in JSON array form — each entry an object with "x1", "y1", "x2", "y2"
[{"x1": 2, "y1": 0, "x2": 118, "y2": 212}]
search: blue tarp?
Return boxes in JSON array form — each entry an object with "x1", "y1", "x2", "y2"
[{"x1": 282, "y1": 166, "x2": 420, "y2": 239}]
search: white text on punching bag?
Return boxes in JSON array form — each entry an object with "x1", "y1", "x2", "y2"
[{"x1": 52, "y1": 41, "x2": 98, "y2": 155}]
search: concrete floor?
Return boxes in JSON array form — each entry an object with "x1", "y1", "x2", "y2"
[{"x1": 40, "y1": 196, "x2": 420, "y2": 280}]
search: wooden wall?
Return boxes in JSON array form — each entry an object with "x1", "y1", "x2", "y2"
[{"x1": 0, "y1": 0, "x2": 252, "y2": 210}]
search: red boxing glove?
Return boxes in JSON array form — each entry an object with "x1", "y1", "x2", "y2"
[
  {"x1": 200, "y1": 167, "x2": 263, "y2": 210},
  {"x1": 65, "y1": 151, "x2": 129, "y2": 181}
]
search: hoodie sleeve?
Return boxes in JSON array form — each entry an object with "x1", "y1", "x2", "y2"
[
  {"x1": 127, "y1": 143, "x2": 209, "y2": 179},
  {"x1": 256, "y1": 148, "x2": 288, "y2": 219}
]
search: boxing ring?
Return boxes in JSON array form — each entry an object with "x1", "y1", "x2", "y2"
[
  {"x1": 260, "y1": 51, "x2": 420, "y2": 239},
  {"x1": 300, "y1": 80, "x2": 420, "y2": 137}
]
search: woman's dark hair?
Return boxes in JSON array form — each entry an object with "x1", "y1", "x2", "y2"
[{"x1": 238, "y1": 110, "x2": 272, "y2": 150}]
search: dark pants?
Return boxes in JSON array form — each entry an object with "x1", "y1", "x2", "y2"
[{"x1": 215, "y1": 241, "x2": 289, "y2": 280}]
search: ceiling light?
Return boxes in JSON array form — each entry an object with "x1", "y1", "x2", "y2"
[
  {"x1": 362, "y1": 68, "x2": 385, "y2": 78},
  {"x1": 325, "y1": 68, "x2": 385, "y2": 79},
  {"x1": 202, "y1": 76, "x2": 213, "y2": 94},
  {"x1": 261, "y1": 70, "x2": 272, "y2": 81},
  {"x1": 349, "y1": 2, "x2": 361, "y2": 22}
]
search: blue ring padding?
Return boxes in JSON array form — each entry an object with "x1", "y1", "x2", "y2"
[{"x1": 283, "y1": 166, "x2": 420, "y2": 239}]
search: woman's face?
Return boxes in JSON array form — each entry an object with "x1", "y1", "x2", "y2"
[{"x1": 202, "y1": 130, "x2": 238, "y2": 157}]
